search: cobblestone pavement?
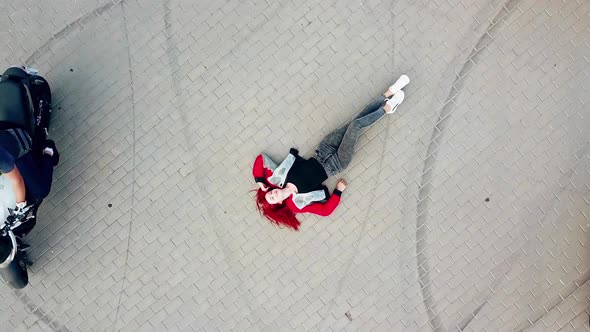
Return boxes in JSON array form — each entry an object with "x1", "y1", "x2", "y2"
[{"x1": 0, "y1": 0, "x2": 589, "y2": 331}]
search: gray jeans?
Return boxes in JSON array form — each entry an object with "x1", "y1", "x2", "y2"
[{"x1": 316, "y1": 95, "x2": 386, "y2": 176}]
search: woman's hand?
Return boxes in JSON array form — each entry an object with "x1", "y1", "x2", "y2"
[
  {"x1": 336, "y1": 179, "x2": 347, "y2": 191},
  {"x1": 258, "y1": 182, "x2": 269, "y2": 192}
]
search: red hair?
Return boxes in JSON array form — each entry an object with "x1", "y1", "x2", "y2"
[{"x1": 254, "y1": 189, "x2": 300, "y2": 230}]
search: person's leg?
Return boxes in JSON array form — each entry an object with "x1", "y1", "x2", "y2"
[
  {"x1": 316, "y1": 126, "x2": 346, "y2": 160},
  {"x1": 335, "y1": 104, "x2": 387, "y2": 170},
  {"x1": 356, "y1": 95, "x2": 388, "y2": 119},
  {"x1": 316, "y1": 94, "x2": 388, "y2": 160},
  {"x1": 33, "y1": 155, "x2": 54, "y2": 200},
  {"x1": 317, "y1": 76, "x2": 409, "y2": 173},
  {"x1": 18, "y1": 153, "x2": 54, "y2": 202}
]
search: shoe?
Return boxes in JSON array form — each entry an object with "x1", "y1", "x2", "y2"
[
  {"x1": 385, "y1": 90, "x2": 405, "y2": 114},
  {"x1": 44, "y1": 140, "x2": 59, "y2": 166},
  {"x1": 388, "y1": 74, "x2": 410, "y2": 95}
]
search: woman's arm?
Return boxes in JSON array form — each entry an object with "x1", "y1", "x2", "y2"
[
  {"x1": 252, "y1": 155, "x2": 267, "y2": 183},
  {"x1": 5, "y1": 167, "x2": 26, "y2": 203},
  {"x1": 287, "y1": 191, "x2": 342, "y2": 216},
  {"x1": 0, "y1": 148, "x2": 26, "y2": 203},
  {"x1": 286, "y1": 179, "x2": 347, "y2": 217},
  {"x1": 253, "y1": 156, "x2": 271, "y2": 191},
  {"x1": 257, "y1": 182, "x2": 269, "y2": 191}
]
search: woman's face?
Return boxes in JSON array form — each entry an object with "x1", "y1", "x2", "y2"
[{"x1": 265, "y1": 189, "x2": 284, "y2": 204}]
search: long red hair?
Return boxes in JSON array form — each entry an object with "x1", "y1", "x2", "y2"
[{"x1": 254, "y1": 189, "x2": 300, "y2": 230}]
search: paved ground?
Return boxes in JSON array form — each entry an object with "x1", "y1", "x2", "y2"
[{"x1": 0, "y1": 0, "x2": 589, "y2": 331}]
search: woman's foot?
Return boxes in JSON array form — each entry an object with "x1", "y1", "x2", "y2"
[
  {"x1": 384, "y1": 74, "x2": 410, "y2": 98},
  {"x1": 384, "y1": 90, "x2": 405, "y2": 114}
]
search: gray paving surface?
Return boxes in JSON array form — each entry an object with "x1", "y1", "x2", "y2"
[{"x1": 0, "y1": 0, "x2": 589, "y2": 331}]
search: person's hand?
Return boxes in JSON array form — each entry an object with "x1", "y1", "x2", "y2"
[
  {"x1": 336, "y1": 179, "x2": 347, "y2": 191},
  {"x1": 258, "y1": 182, "x2": 269, "y2": 192}
]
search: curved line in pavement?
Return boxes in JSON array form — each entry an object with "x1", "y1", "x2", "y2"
[
  {"x1": 414, "y1": 0, "x2": 521, "y2": 330},
  {"x1": 19, "y1": 2, "x2": 123, "y2": 331},
  {"x1": 25, "y1": 0, "x2": 124, "y2": 65},
  {"x1": 13, "y1": 289, "x2": 71, "y2": 332}
]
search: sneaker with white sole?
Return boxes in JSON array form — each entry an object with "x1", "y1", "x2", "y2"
[
  {"x1": 388, "y1": 74, "x2": 410, "y2": 95},
  {"x1": 385, "y1": 90, "x2": 405, "y2": 114}
]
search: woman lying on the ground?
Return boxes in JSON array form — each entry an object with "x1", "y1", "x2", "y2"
[{"x1": 252, "y1": 75, "x2": 410, "y2": 230}]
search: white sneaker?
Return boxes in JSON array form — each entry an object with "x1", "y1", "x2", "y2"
[
  {"x1": 385, "y1": 90, "x2": 404, "y2": 114},
  {"x1": 388, "y1": 74, "x2": 410, "y2": 95}
]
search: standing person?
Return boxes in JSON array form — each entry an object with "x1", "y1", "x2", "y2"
[{"x1": 253, "y1": 75, "x2": 410, "y2": 230}]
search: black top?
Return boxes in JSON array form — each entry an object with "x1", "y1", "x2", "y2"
[{"x1": 285, "y1": 148, "x2": 328, "y2": 193}]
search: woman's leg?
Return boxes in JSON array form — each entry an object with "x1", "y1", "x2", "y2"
[
  {"x1": 335, "y1": 105, "x2": 386, "y2": 169},
  {"x1": 316, "y1": 77, "x2": 408, "y2": 173},
  {"x1": 18, "y1": 153, "x2": 54, "y2": 202},
  {"x1": 356, "y1": 95, "x2": 388, "y2": 119},
  {"x1": 316, "y1": 95, "x2": 388, "y2": 160}
]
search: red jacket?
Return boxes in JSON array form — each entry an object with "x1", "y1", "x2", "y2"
[
  {"x1": 285, "y1": 192, "x2": 341, "y2": 216},
  {"x1": 253, "y1": 153, "x2": 342, "y2": 216},
  {"x1": 252, "y1": 154, "x2": 277, "y2": 187}
]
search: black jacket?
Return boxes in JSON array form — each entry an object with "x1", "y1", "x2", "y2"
[{"x1": 284, "y1": 148, "x2": 328, "y2": 194}]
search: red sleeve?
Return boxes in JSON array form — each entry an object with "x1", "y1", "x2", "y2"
[
  {"x1": 286, "y1": 193, "x2": 341, "y2": 217},
  {"x1": 252, "y1": 155, "x2": 266, "y2": 183}
]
